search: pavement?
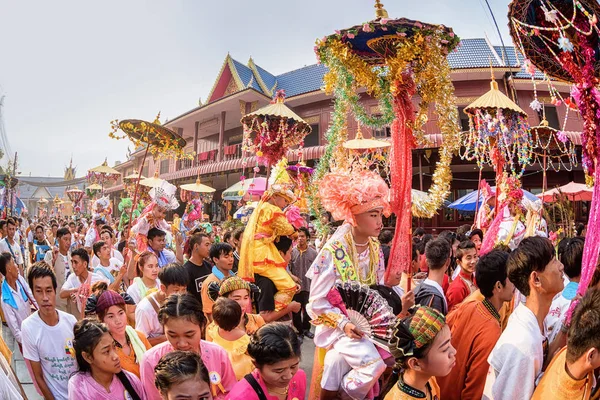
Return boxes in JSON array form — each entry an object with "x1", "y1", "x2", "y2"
[{"x1": 2, "y1": 322, "x2": 316, "y2": 400}]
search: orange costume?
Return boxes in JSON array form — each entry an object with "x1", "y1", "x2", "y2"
[
  {"x1": 532, "y1": 347, "x2": 593, "y2": 400},
  {"x1": 437, "y1": 299, "x2": 502, "y2": 399}
]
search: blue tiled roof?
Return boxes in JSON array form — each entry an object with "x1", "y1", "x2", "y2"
[
  {"x1": 231, "y1": 59, "x2": 262, "y2": 92},
  {"x1": 275, "y1": 64, "x2": 328, "y2": 97},
  {"x1": 493, "y1": 45, "x2": 546, "y2": 79},
  {"x1": 493, "y1": 45, "x2": 519, "y2": 67},
  {"x1": 254, "y1": 63, "x2": 278, "y2": 93},
  {"x1": 447, "y1": 38, "x2": 504, "y2": 69}
]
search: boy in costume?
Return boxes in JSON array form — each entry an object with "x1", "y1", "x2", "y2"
[
  {"x1": 238, "y1": 159, "x2": 298, "y2": 311},
  {"x1": 131, "y1": 180, "x2": 179, "y2": 253},
  {"x1": 306, "y1": 168, "x2": 391, "y2": 400}
]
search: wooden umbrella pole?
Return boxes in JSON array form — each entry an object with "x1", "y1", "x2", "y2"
[
  {"x1": 474, "y1": 166, "x2": 483, "y2": 229},
  {"x1": 128, "y1": 145, "x2": 150, "y2": 241}
]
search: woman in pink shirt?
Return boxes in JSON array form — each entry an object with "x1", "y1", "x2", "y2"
[
  {"x1": 154, "y1": 351, "x2": 213, "y2": 399},
  {"x1": 226, "y1": 323, "x2": 306, "y2": 400},
  {"x1": 140, "y1": 293, "x2": 236, "y2": 400},
  {"x1": 67, "y1": 319, "x2": 146, "y2": 400}
]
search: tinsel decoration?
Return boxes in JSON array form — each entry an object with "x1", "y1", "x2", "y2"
[
  {"x1": 509, "y1": 0, "x2": 600, "y2": 322},
  {"x1": 313, "y1": 10, "x2": 460, "y2": 286}
]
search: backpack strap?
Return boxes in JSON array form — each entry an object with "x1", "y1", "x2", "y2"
[{"x1": 244, "y1": 373, "x2": 269, "y2": 400}]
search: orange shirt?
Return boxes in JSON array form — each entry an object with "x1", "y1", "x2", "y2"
[
  {"x1": 532, "y1": 347, "x2": 593, "y2": 400},
  {"x1": 437, "y1": 299, "x2": 501, "y2": 400},
  {"x1": 115, "y1": 329, "x2": 152, "y2": 378},
  {"x1": 384, "y1": 377, "x2": 440, "y2": 399},
  {"x1": 201, "y1": 273, "x2": 220, "y2": 315}
]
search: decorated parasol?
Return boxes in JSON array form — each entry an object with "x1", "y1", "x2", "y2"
[
  {"x1": 139, "y1": 170, "x2": 165, "y2": 189},
  {"x1": 312, "y1": 0, "x2": 461, "y2": 287},
  {"x1": 87, "y1": 158, "x2": 121, "y2": 194},
  {"x1": 180, "y1": 177, "x2": 216, "y2": 204},
  {"x1": 241, "y1": 89, "x2": 312, "y2": 175},
  {"x1": 66, "y1": 188, "x2": 84, "y2": 215},
  {"x1": 86, "y1": 183, "x2": 102, "y2": 200},
  {"x1": 509, "y1": 0, "x2": 600, "y2": 320},
  {"x1": 109, "y1": 113, "x2": 188, "y2": 232}
]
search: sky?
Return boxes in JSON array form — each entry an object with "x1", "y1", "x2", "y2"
[{"x1": 0, "y1": 0, "x2": 512, "y2": 177}]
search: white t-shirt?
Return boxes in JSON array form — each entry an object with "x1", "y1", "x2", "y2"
[
  {"x1": 0, "y1": 276, "x2": 37, "y2": 343},
  {"x1": 135, "y1": 295, "x2": 163, "y2": 339},
  {"x1": 61, "y1": 272, "x2": 108, "y2": 313},
  {"x1": 0, "y1": 237, "x2": 24, "y2": 265},
  {"x1": 92, "y1": 258, "x2": 124, "y2": 283},
  {"x1": 22, "y1": 310, "x2": 77, "y2": 400},
  {"x1": 90, "y1": 249, "x2": 124, "y2": 268},
  {"x1": 483, "y1": 303, "x2": 547, "y2": 400},
  {"x1": 126, "y1": 278, "x2": 161, "y2": 304}
]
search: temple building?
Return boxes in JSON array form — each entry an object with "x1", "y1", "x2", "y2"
[{"x1": 105, "y1": 38, "x2": 586, "y2": 231}]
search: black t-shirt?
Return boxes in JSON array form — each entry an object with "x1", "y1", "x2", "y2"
[
  {"x1": 255, "y1": 273, "x2": 290, "y2": 322},
  {"x1": 184, "y1": 260, "x2": 212, "y2": 306}
]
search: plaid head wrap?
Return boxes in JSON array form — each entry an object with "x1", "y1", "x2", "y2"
[{"x1": 390, "y1": 306, "x2": 446, "y2": 360}]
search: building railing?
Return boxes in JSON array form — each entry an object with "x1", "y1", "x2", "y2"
[{"x1": 223, "y1": 144, "x2": 243, "y2": 160}]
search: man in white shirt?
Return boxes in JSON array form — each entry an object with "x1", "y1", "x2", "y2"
[
  {"x1": 483, "y1": 237, "x2": 565, "y2": 400},
  {"x1": 90, "y1": 227, "x2": 123, "y2": 267},
  {"x1": 44, "y1": 227, "x2": 73, "y2": 312},
  {"x1": 135, "y1": 263, "x2": 188, "y2": 346},
  {"x1": 59, "y1": 248, "x2": 109, "y2": 317},
  {"x1": 0, "y1": 252, "x2": 36, "y2": 346},
  {"x1": 0, "y1": 218, "x2": 24, "y2": 275},
  {"x1": 22, "y1": 263, "x2": 77, "y2": 400}
]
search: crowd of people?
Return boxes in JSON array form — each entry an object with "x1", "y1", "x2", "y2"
[{"x1": 0, "y1": 170, "x2": 596, "y2": 400}]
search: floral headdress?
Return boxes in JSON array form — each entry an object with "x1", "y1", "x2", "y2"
[
  {"x1": 264, "y1": 158, "x2": 296, "y2": 202},
  {"x1": 149, "y1": 181, "x2": 179, "y2": 211},
  {"x1": 319, "y1": 168, "x2": 391, "y2": 226},
  {"x1": 93, "y1": 196, "x2": 111, "y2": 221}
]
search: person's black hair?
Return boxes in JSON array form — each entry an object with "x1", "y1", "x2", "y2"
[
  {"x1": 411, "y1": 243, "x2": 418, "y2": 263},
  {"x1": 247, "y1": 323, "x2": 302, "y2": 367},
  {"x1": 27, "y1": 262, "x2": 57, "y2": 292},
  {"x1": 0, "y1": 220, "x2": 7, "y2": 230},
  {"x1": 92, "y1": 240, "x2": 106, "y2": 257},
  {"x1": 212, "y1": 297, "x2": 242, "y2": 331},
  {"x1": 34, "y1": 224, "x2": 44, "y2": 232},
  {"x1": 455, "y1": 240, "x2": 476, "y2": 261},
  {"x1": 209, "y1": 242, "x2": 233, "y2": 263},
  {"x1": 158, "y1": 263, "x2": 189, "y2": 288},
  {"x1": 6, "y1": 218, "x2": 15, "y2": 227},
  {"x1": 476, "y1": 250, "x2": 510, "y2": 298},
  {"x1": 73, "y1": 319, "x2": 141, "y2": 400},
  {"x1": 56, "y1": 227, "x2": 70, "y2": 239},
  {"x1": 413, "y1": 227, "x2": 425, "y2": 237},
  {"x1": 71, "y1": 248, "x2": 90, "y2": 266},
  {"x1": 0, "y1": 252, "x2": 12, "y2": 276},
  {"x1": 147, "y1": 227, "x2": 166, "y2": 241},
  {"x1": 438, "y1": 230, "x2": 458, "y2": 246},
  {"x1": 575, "y1": 223, "x2": 586, "y2": 237},
  {"x1": 158, "y1": 292, "x2": 206, "y2": 329},
  {"x1": 381, "y1": 306, "x2": 446, "y2": 398},
  {"x1": 567, "y1": 288, "x2": 600, "y2": 363},
  {"x1": 469, "y1": 229, "x2": 484, "y2": 241},
  {"x1": 222, "y1": 231, "x2": 232, "y2": 244},
  {"x1": 154, "y1": 351, "x2": 209, "y2": 396},
  {"x1": 274, "y1": 236, "x2": 293, "y2": 255},
  {"x1": 50, "y1": 222, "x2": 59, "y2": 228},
  {"x1": 558, "y1": 237, "x2": 584, "y2": 279},
  {"x1": 68, "y1": 221, "x2": 76, "y2": 227},
  {"x1": 424, "y1": 238, "x2": 451, "y2": 271},
  {"x1": 185, "y1": 233, "x2": 208, "y2": 257},
  {"x1": 232, "y1": 227, "x2": 245, "y2": 241},
  {"x1": 456, "y1": 224, "x2": 471, "y2": 236},
  {"x1": 507, "y1": 236, "x2": 555, "y2": 297},
  {"x1": 100, "y1": 228, "x2": 114, "y2": 238},
  {"x1": 94, "y1": 218, "x2": 105, "y2": 226},
  {"x1": 298, "y1": 226, "x2": 311, "y2": 239},
  {"x1": 378, "y1": 230, "x2": 393, "y2": 245},
  {"x1": 421, "y1": 234, "x2": 433, "y2": 247}
]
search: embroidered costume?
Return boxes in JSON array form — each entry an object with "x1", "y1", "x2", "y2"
[
  {"x1": 238, "y1": 160, "x2": 298, "y2": 311},
  {"x1": 131, "y1": 180, "x2": 179, "y2": 253},
  {"x1": 306, "y1": 169, "x2": 391, "y2": 399}
]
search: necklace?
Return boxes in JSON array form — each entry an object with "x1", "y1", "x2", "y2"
[
  {"x1": 268, "y1": 385, "x2": 289, "y2": 395},
  {"x1": 397, "y1": 375, "x2": 431, "y2": 399},
  {"x1": 344, "y1": 233, "x2": 378, "y2": 285},
  {"x1": 354, "y1": 240, "x2": 369, "y2": 247}
]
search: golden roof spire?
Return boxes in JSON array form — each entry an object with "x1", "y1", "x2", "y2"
[{"x1": 374, "y1": 0, "x2": 388, "y2": 19}]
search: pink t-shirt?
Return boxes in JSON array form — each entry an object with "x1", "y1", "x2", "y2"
[
  {"x1": 67, "y1": 370, "x2": 146, "y2": 400},
  {"x1": 140, "y1": 340, "x2": 236, "y2": 400},
  {"x1": 226, "y1": 369, "x2": 306, "y2": 400}
]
